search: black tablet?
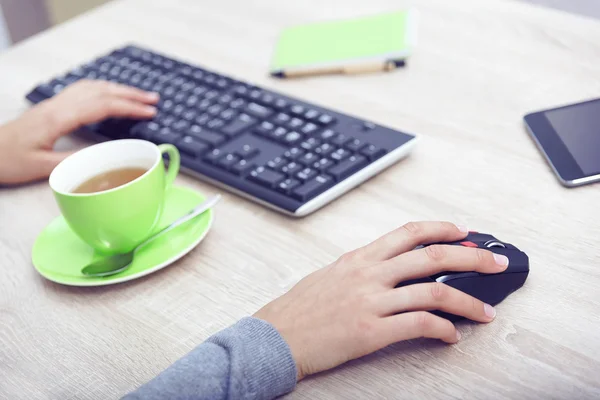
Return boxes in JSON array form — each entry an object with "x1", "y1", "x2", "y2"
[{"x1": 524, "y1": 98, "x2": 600, "y2": 187}]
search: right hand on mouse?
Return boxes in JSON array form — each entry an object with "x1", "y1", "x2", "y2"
[{"x1": 253, "y1": 221, "x2": 509, "y2": 381}]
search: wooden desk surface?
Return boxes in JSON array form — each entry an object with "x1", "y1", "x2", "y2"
[{"x1": 1, "y1": 0, "x2": 600, "y2": 398}]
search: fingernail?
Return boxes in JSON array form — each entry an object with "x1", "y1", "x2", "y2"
[
  {"x1": 493, "y1": 254, "x2": 509, "y2": 267},
  {"x1": 145, "y1": 106, "x2": 157, "y2": 114},
  {"x1": 484, "y1": 303, "x2": 496, "y2": 319},
  {"x1": 455, "y1": 224, "x2": 469, "y2": 233},
  {"x1": 456, "y1": 330, "x2": 462, "y2": 341},
  {"x1": 146, "y1": 92, "x2": 160, "y2": 100}
]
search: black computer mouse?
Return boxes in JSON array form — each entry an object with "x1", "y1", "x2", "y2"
[{"x1": 395, "y1": 232, "x2": 530, "y2": 322}]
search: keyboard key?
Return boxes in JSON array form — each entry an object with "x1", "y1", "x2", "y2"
[
  {"x1": 218, "y1": 94, "x2": 233, "y2": 104},
  {"x1": 205, "y1": 74, "x2": 219, "y2": 85},
  {"x1": 320, "y1": 129, "x2": 336, "y2": 141},
  {"x1": 290, "y1": 105, "x2": 305, "y2": 115},
  {"x1": 192, "y1": 86, "x2": 208, "y2": 96},
  {"x1": 220, "y1": 109, "x2": 237, "y2": 121},
  {"x1": 284, "y1": 147, "x2": 304, "y2": 160},
  {"x1": 208, "y1": 104, "x2": 223, "y2": 115},
  {"x1": 231, "y1": 159, "x2": 255, "y2": 176},
  {"x1": 362, "y1": 121, "x2": 376, "y2": 130},
  {"x1": 159, "y1": 115, "x2": 176, "y2": 127},
  {"x1": 153, "y1": 127, "x2": 181, "y2": 145},
  {"x1": 173, "y1": 104, "x2": 186, "y2": 116},
  {"x1": 198, "y1": 99, "x2": 212, "y2": 111},
  {"x1": 314, "y1": 143, "x2": 335, "y2": 157},
  {"x1": 304, "y1": 109, "x2": 320, "y2": 121},
  {"x1": 292, "y1": 174, "x2": 334, "y2": 201},
  {"x1": 204, "y1": 148, "x2": 224, "y2": 164},
  {"x1": 174, "y1": 92, "x2": 187, "y2": 103},
  {"x1": 177, "y1": 136, "x2": 210, "y2": 157},
  {"x1": 281, "y1": 161, "x2": 302, "y2": 175},
  {"x1": 299, "y1": 152, "x2": 318, "y2": 165},
  {"x1": 207, "y1": 119, "x2": 225, "y2": 130},
  {"x1": 360, "y1": 144, "x2": 386, "y2": 161},
  {"x1": 249, "y1": 89, "x2": 262, "y2": 100},
  {"x1": 330, "y1": 148, "x2": 351, "y2": 162},
  {"x1": 313, "y1": 158, "x2": 335, "y2": 171},
  {"x1": 183, "y1": 110, "x2": 197, "y2": 121},
  {"x1": 346, "y1": 138, "x2": 366, "y2": 152},
  {"x1": 222, "y1": 114, "x2": 257, "y2": 136},
  {"x1": 236, "y1": 144, "x2": 259, "y2": 159},
  {"x1": 331, "y1": 134, "x2": 351, "y2": 147},
  {"x1": 296, "y1": 167, "x2": 317, "y2": 182},
  {"x1": 255, "y1": 121, "x2": 275, "y2": 137},
  {"x1": 188, "y1": 127, "x2": 226, "y2": 146},
  {"x1": 327, "y1": 155, "x2": 368, "y2": 181},
  {"x1": 300, "y1": 138, "x2": 321, "y2": 151},
  {"x1": 131, "y1": 121, "x2": 160, "y2": 140},
  {"x1": 245, "y1": 102, "x2": 273, "y2": 118},
  {"x1": 277, "y1": 178, "x2": 301, "y2": 194},
  {"x1": 216, "y1": 79, "x2": 229, "y2": 89},
  {"x1": 261, "y1": 94, "x2": 275, "y2": 105},
  {"x1": 161, "y1": 99, "x2": 175, "y2": 112},
  {"x1": 270, "y1": 127, "x2": 288, "y2": 141},
  {"x1": 186, "y1": 96, "x2": 200, "y2": 107},
  {"x1": 267, "y1": 157, "x2": 286, "y2": 169},
  {"x1": 205, "y1": 90, "x2": 219, "y2": 100},
  {"x1": 230, "y1": 98, "x2": 246, "y2": 109},
  {"x1": 274, "y1": 113, "x2": 291, "y2": 124},
  {"x1": 318, "y1": 114, "x2": 335, "y2": 125},
  {"x1": 288, "y1": 118, "x2": 304, "y2": 129},
  {"x1": 274, "y1": 98, "x2": 288, "y2": 109},
  {"x1": 195, "y1": 113, "x2": 211, "y2": 126},
  {"x1": 234, "y1": 85, "x2": 248, "y2": 96},
  {"x1": 283, "y1": 131, "x2": 303, "y2": 145},
  {"x1": 172, "y1": 119, "x2": 190, "y2": 132},
  {"x1": 301, "y1": 122, "x2": 319, "y2": 134},
  {"x1": 217, "y1": 154, "x2": 240, "y2": 170},
  {"x1": 250, "y1": 167, "x2": 285, "y2": 188}
]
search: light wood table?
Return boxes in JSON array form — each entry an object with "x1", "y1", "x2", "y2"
[{"x1": 1, "y1": 0, "x2": 600, "y2": 398}]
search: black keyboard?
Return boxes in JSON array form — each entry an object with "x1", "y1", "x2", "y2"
[{"x1": 26, "y1": 45, "x2": 417, "y2": 216}]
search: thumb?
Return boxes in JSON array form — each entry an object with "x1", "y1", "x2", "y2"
[{"x1": 35, "y1": 150, "x2": 78, "y2": 180}]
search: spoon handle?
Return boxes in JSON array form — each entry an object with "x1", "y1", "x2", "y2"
[{"x1": 135, "y1": 194, "x2": 221, "y2": 252}]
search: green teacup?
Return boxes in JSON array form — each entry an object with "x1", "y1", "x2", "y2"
[{"x1": 49, "y1": 139, "x2": 180, "y2": 254}]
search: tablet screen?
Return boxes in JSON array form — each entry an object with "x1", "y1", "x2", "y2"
[{"x1": 545, "y1": 100, "x2": 600, "y2": 175}]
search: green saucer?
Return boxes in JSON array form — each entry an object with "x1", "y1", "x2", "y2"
[{"x1": 32, "y1": 185, "x2": 214, "y2": 286}]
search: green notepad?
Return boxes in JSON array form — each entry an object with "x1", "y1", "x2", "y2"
[{"x1": 271, "y1": 9, "x2": 418, "y2": 78}]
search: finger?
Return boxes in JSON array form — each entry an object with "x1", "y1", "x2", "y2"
[
  {"x1": 92, "y1": 98, "x2": 157, "y2": 121},
  {"x1": 357, "y1": 221, "x2": 469, "y2": 262},
  {"x1": 376, "y1": 282, "x2": 496, "y2": 323},
  {"x1": 378, "y1": 311, "x2": 459, "y2": 345},
  {"x1": 13, "y1": 150, "x2": 78, "y2": 184},
  {"x1": 380, "y1": 244, "x2": 508, "y2": 285},
  {"x1": 103, "y1": 82, "x2": 160, "y2": 103}
]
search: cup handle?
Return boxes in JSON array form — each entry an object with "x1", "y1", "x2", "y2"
[{"x1": 158, "y1": 144, "x2": 180, "y2": 191}]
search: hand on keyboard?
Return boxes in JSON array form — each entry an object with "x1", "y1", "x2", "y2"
[
  {"x1": 0, "y1": 80, "x2": 158, "y2": 184},
  {"x1": 25, "y1": 45, "x2": 417, "y2": 215}
]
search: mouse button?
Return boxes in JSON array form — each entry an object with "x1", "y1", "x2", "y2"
[
  {"x1": 505, "y1": 251, "x2": 530, "y2": 273},
  {"x1": 394, "y1": 276, "x2": 434, "y2": 289},
  {"x1": 432, "y1": 271, "x2": 479, "y2": 282}
]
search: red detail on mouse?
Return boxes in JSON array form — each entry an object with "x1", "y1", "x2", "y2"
[
  {"x1": 460, "y1": 241, "x2": 478, "y2": 248},
  {"x1": 469, "y1": 231, "x2": 478, "y2": 234}
]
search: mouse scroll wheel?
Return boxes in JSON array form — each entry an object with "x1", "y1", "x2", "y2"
[{"x1": 484, "y1": 240, "x2": 506, "y2": 248}]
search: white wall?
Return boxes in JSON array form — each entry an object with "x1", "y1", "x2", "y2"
[{"x1": 0, "y1": 6, "x2": 10, "y2": 51}]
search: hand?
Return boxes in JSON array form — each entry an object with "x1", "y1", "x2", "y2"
[
  {"x1": 254, "y1": 221, "x2": 509, "y2": 380},
  {"x1": 0, "y1": 80, "x2": 159, "y2": 184}
]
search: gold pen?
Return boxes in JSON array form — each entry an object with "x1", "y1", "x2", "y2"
[{"x1": 271, "y1": 60, "x2": 402, "y2": 79}]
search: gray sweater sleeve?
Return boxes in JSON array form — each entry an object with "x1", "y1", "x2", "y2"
[{"x1": 123, "y1": 317, "x2": 297, "y2": 400}]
